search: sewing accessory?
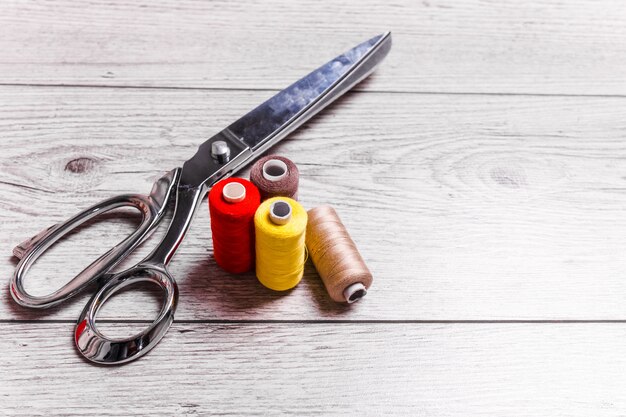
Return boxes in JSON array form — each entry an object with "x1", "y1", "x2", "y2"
[
  {"x1": 305, "y1": 205, "x2": 373, "y2": 304},
  {"x1": 249, "y1": 155, "x2": 299, "y2": 201},
  {"x1": 9, "y1": 32, "x2": 391, "y2": 365},
  {"x1": 208, "y1": 178, "x2": 260, "y2": 274},
  {"x1": 254, "y1": 197, "x2": 308, "y2": 291}
]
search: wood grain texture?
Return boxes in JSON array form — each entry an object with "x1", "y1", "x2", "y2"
[
  {"x1": 2, "y1": 86, "x2": 626, "y2": 321},
  {"x1": 2, "y1": 1, "x2": 626, "y2": 414},
  {"x1": 2, "y1": 323, "x2": 626, "y2": 416},
  {"x1": 1, "y1": 0, "x2": 626, "y2": 95}
]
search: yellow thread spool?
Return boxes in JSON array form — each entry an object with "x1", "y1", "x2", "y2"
[{"x1": 254, "y1": 197, "x2": 307, "y2": 291}]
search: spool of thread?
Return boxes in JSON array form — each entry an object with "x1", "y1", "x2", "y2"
[
  {"x1": 254, "y1": 197, "x2": 308, "y2": 291},
  {"x1": 249, "y1": 155, "x2": 299, "y2": 201},
  {"x1": 305, "y1": 206, "x2": 373, "y2": 304},
  {"x1": 208, "y1": 178, "x2": 261, "y2": 274}
]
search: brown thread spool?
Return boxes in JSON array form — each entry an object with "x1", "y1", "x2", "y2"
[
  {"x1": 305, "y1": 205, "x2": 373, "y2": 303},
  {"x1": 249, "y1": 155, "x2": 299, "y2": 201}
]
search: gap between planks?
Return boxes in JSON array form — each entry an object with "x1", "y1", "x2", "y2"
[
  {"x1": 3, "y1": 82, "x2": 626, "y2": 99},
  {"x1": 5, "y1": 319, "x2": 626, "y2": 324}
]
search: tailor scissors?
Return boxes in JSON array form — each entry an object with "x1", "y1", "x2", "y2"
[{"x1": 9, "y1": 33, "x2": 392, "y2": 364}]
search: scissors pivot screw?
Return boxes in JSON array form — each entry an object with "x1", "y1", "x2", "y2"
[{"x1": 211, "y1": 140, "x2": 231, "y2": 163}]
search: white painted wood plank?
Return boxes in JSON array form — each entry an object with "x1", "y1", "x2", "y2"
[
  {"x1": 1, "y1": 322, "x2": 626, "y2": 416},
  {"x1": 2, "y1": 87, "x2": 626, "y2": 321},
  {"x1": 1, "y1": 0, "x2": 626, "y2": 95}
]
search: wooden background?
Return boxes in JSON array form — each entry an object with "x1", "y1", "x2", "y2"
[{"x1": 2, "y1": 0, "x2": 626, "y2": 415}]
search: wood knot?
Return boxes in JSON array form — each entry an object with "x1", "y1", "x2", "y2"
[
  {"x1": 490, "y1": 166, "x2": 526, "y2": 189},
  {"x1": 65, "y1": 157, "x2": 96, "y2": 174}
]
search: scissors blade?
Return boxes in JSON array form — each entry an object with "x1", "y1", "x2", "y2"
[
  {"x1": 180, "y1": 32, "x2": 392, "y2": 189},
  {"x1": 230, "y1": 32, "x2": 392, "y2": 150}
]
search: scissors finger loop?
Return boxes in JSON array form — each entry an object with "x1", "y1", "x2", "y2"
[
  {"x1": 10, "y1": 169, "x2": 180, "y2": 309},
  {"x1": 11, "y1": 194, "x2": 158, "y2": 309},
  {"x1": 74, "y1": 264, "x2": 178, "y2": 364}
]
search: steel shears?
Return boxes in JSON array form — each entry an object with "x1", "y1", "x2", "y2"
[{"x1": 10, "y1": 33, "x2": 392, "y2": 364}]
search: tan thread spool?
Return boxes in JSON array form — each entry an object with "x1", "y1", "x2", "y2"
[{"x1": 305, "y1": 205, "x2": 373, "y2": 303}]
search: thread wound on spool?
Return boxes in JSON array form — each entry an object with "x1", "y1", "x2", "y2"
[
  {"x1": 305, "y1": 206, "x2": 373, "y2": 303},
  {"x1": 208, "y1": 178, "x2": 261, "y2": 274},
  {"x1": 250, "y1": 155, "x2": 299, "y2": 201},
  {"x1": 254, "y1": 197, "x2": 307, "y2": 291}
]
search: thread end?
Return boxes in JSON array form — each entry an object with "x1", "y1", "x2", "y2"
[{"x1": 343, "y1": 282, "x2": 367, "y2": 303}]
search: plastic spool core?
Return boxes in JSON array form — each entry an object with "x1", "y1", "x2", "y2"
[
  {"x1": 222, "y1": 182, "x2": 246, "y2": 203},
  {"x1": 262, "y1": 159, "x2": 288, "y2": 182},
  {"x1": 269, "y1": 200, "x2": 292, "y2": 225},
  {"x1": 343, "y1": 282, "x2": 367, "y2": 304}
]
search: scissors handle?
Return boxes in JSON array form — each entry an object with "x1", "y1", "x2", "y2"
[
  {"x1": 10, "y1": 169, "x2": 180, "y2": 309},
  {"x1": 75, "y1": 178, "x2": 205, "y2": 364},
  {"x1": 75, "y1": 263, "x2": 178, "y2": 364}
]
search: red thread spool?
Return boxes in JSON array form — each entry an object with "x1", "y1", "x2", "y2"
[{"x1": 208, "y1": 178, "x2": 261, "y2": 274}]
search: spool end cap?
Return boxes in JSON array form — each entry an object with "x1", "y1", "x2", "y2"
[
  {"x1": 269, "y1": 200, "x2": 292, "y2": 225},
  {"x1": 222, "y1": 182, "x2": 246, "y2": 203},
  {"x1": 343, "y1": 282, "x2": 367, "y2": 304},
  {"x1": 262, "y1": 159, "x2": 288, "y2": 182}
]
